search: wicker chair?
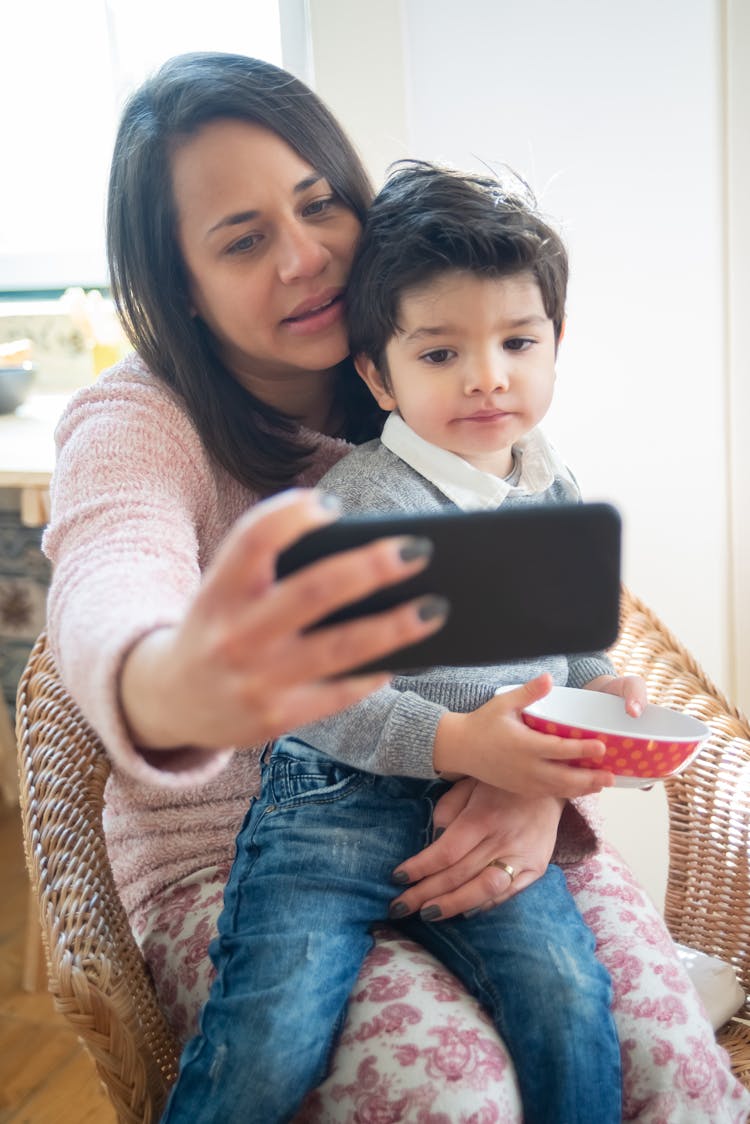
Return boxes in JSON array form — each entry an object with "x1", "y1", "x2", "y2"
[
  {"x1": 16, "y1": 633, "x2": 179, "y2": 1124},
  {"x1": 15, "y1": 589, "x2": 750, "y2": 1122}
]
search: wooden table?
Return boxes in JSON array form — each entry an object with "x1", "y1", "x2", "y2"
[{"x1": 0, "y1": 393, "x2": 70, "y2": 804}]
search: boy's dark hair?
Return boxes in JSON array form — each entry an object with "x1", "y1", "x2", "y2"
[
  {"x1": 107, "y1": 52, "x2": 384, "y2": 494},
  {"x1": 347, "y1": 161, "x2": 568, "y2": 371}
]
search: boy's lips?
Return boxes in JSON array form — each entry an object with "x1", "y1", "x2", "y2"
[{"x1": 458, "y1": 409, "x2": 512, "y2": 422}]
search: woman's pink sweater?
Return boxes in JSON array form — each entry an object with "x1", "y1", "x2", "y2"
[{"x1": 43, "y1": 356, "x2": 600, "y2": 922}]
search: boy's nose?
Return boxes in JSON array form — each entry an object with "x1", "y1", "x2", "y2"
[
  {"x1": 466, "y1": 357, "x2": 510, "y2": 394},
  {"x1": 278, "y1": 223, "x2": 330, "y2": 283}
]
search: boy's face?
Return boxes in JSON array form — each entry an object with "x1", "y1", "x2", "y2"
[{"x1": 357, "y1": 270, "x2": 557, "y2": 477}]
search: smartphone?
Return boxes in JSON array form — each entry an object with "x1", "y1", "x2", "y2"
[{"x1": 276, "y1": 502, "x2": 622, "y2": 673}]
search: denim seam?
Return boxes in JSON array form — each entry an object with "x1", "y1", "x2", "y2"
[{"x1": 413, "y1": 920, "x2": 512, "y2": 1042}]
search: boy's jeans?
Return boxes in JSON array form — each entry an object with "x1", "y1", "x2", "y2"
[{"x1": 162, "y1": 738, "x2": 621, "y2": 1124}]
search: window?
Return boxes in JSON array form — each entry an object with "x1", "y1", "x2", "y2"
[{"x1": 0, "y1": 0, "x2": 304, "y2": 294}]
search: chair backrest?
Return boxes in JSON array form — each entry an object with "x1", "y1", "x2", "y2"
[
  {"x1": 611, "y1": 589, "x2": 750, "y2": 997},
  {"x1": 16, "y1": 632, "x2": 179, "y2": 1124}
]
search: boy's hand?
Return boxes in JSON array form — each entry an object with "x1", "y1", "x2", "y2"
[
  {"x1": 584, "y1": 673, "x2": 648, "y2": 718},
  {"x1": 433, "y1": 674, "x2": 615, "y2": 798}
]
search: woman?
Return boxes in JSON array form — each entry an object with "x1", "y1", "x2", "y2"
[{"x1": 44, "y1": 52, "x2": 750, "y2": 1121}]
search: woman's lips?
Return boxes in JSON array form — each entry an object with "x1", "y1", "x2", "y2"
[{"x1": 282, "y1": 291, "x2": 345, "y2": 335}]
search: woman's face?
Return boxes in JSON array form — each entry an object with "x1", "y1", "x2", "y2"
[{"x1": 170, "y1": 119, "x2": 362, "y2": 412}]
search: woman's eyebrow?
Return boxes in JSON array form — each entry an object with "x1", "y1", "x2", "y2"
[
  {"x1": 294, "y1": 173, "x2": 323, "y2": 193},
  {"x1": 207, "y1": 174, "x2": 324, "y2": 237}
]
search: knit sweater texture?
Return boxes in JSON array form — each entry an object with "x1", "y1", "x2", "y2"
[
  {"x1": 42, "y1": 357, "x2": 348, "y2": 917},
  {"x1": 42, "y1": 357, "x2": 603, "y2": 921}
]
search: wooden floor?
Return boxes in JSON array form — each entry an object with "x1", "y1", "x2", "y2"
[{"x1": 0, "y1": 800, "x2": 116, "y2": 1123}]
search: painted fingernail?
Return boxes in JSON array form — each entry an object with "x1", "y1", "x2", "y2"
[
  {"x1": 432, "y1": 826, "x2": 446, "y2": 840},
  {"x1": 417, "y1": 595, "x2": 450, "y2": 623},
  {"x1": 316, "y1": 492, "x2": 341, "y2": 513},
  {"x1": 391, "y1": 869, "x2": 410, "y2": 885},
  {"x1": 420, "y1": 904, "x2": 442, "y2": 922},
  {"x1": 389, "y1": 901, "x2": 409, "y2": 919},
  {"x1": 463, "y1": 907, "x2": 481, "y2": 919},
  {"x1": 399, "y1": 536, "x2": 434, "y2": 563}
]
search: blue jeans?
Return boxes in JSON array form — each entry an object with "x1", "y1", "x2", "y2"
[{"x1": 162, "y1": 738, "x2": 621, "y2": 1124}]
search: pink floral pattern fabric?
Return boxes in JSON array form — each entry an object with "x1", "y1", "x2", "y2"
[{"x1": 132, "y1": 845, "x2": 750, "y2": 1122}]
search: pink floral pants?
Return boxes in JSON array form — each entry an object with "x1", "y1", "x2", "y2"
[{"x1": 132, "y1": 844, "x2": 750, "y2": 1122}]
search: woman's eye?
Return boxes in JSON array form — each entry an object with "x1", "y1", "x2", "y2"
[
  {"x1": 421, "y1": 348, "x2": 455, "y2": 365},
  {"x1": 505, "y1": 337, "x2": 534, "y2": 352},
  {"x1": 303, "y1": 195, "x2": 336, "y2": 217},
  {"x1": 227, "y1": 233, "x2": 262, "y2": 255}
]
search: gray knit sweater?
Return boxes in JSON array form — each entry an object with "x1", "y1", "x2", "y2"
[{"x1": 294, "y1": 438, "x2": 615, "y2": 779}]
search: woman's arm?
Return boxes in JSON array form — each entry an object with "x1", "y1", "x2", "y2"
[{"x1": 44, "y1": 368, "x2": 444, "y2": 785}]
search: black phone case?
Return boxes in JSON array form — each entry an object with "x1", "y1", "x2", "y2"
[{"x1": 276, "y1": 502, "x2": 622, "y2": 673}]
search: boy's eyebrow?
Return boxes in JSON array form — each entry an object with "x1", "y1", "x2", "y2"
[
  {"x1": 206, "y1": 174, "x2": 324, "y2": 236},
  {"x1": 402, "y1": 314, "x2": 549, "y2": 342}
]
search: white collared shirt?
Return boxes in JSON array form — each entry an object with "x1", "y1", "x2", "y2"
[{"x1": 380, "y1": 412, "x2": 578, "y2": 511}]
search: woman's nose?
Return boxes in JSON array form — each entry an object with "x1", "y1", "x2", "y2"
[{"x1": 277, "y1": 223, "x2": 330, "y2": 283}]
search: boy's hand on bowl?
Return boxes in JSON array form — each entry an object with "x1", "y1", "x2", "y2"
[
  {"x1": 584, "y1": 673, "x2": 648, "y2": 718},
  {"x1": 433, "y1": 674, "x2": 615, "y2": 799}
]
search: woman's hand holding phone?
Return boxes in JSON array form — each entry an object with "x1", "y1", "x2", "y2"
[{"x1": 118, "y1": 489, "x2": 446, "y2": 753}]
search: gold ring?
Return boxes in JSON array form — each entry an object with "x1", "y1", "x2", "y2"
[{"x1": 487, "y1": 859, "x2": 516, "y2": 882}]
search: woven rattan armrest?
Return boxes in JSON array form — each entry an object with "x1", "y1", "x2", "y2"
[
  {"x1": 611, "y1": 589, "x2": 750, "y2": 1089},
  {"x1": 16, "y1": 632, "x2": 179, "y2": 1124}
]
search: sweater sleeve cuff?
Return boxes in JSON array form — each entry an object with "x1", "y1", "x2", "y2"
[
  {"x1": 381, "y1": 693, "x2": 448, "y2": 778},
  {"x1": 567, "y1": 654, "x2": 616, "y2": 688},
  {"x1": 552, "y1": 794, "x2": 603, "y2": 865},
  {"x1": 55, "y1": 617, "x2": 236, "y2": 790}
]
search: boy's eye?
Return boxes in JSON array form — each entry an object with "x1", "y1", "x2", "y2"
[
  {"x1": 421, "y1": 348, "x2": 455, "y2": 365},
  {"x1": 505, "y1": 337, "x2": 534, "y2": 352}
]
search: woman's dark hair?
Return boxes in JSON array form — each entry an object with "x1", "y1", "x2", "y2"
[
  {"x1": 347, "y1": 161, "x2": 569, "y2": 373},
  {"x1": 107, "y1": 52, "x2": 384, "y2": 493}
]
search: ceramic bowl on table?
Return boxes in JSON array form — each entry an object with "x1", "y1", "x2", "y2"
[
  {"x1": 518, "y1": 685, "x2": 710, "y2": 787},
  {"x1": 0, "y1": 364, "x2": 36, "y2": 414}
]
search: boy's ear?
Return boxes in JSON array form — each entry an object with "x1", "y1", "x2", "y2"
[
  {"x1": 554, "y1": 318, "x2": 566, "y2": 358},
  {"x1": 354, "y1": 354, "x2": 397, "y2": 412}
]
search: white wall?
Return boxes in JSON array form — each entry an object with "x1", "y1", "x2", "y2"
[
  {"x1": 307, "y1": 0, "x2": 743, "y2": 910},
  {"x1": 726, "y1": 0, "x2": 750, "y2": 714}
]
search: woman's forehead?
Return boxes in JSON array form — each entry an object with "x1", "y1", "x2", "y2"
[{"x1": 170, "y1": 119, "x2": 320, "y2": 230}]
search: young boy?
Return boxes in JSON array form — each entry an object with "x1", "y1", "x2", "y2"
[{"x1": 165, "y1": 163, "x2": 645, "y2": 1123}]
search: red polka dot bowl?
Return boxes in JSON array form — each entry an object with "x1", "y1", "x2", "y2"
[{"x1": 520, "y1": 686, "x2": 710, "y2": 787}]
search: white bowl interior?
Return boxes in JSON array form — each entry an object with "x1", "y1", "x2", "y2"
[{"x1": 521, "y1": 686, "x2": 709, "y2": 744}]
